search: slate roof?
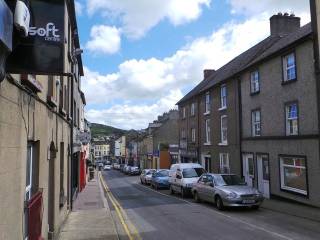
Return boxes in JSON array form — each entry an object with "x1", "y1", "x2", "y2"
[{"x1": 176, "y1": 22, "x2": 312, "y2": 105}]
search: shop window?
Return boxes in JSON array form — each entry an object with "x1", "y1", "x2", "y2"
[{"x1": 280, "y1": 156, "x2": 307, "y2": 195}]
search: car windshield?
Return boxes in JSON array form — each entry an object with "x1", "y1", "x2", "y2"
[
  {"x1": 157, "y1": 170, "x2": 169, "y2": 177},
  {"x1": 215, "y1": 175, "x2": 246, "y2": 186},
  {"x1": 182, "y1": 168, "x2": 205, "y2": 178}
]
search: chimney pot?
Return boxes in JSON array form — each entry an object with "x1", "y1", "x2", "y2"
[
  {"x1": 270, "y1": 13, "x2": 300, "y2": 36},
  {"x1": 203, "y1": 69, "x2": 215, "y2": 79}
]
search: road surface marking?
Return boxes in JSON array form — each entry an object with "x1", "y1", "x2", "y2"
[
  {"x1": 136, "y1": 181, "x2": 294, "y2": 240},
  {"x1": 99, "y1": 172, "x2": 142, "y2": 240}
]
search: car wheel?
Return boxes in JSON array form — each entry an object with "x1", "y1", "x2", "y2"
[
  {"x1": 181, "y1": 187, "x2": 185, "y2": 198},
  {"x1": 194, "y1": 191, "x2": 201, "y2": 203},
  {"x1": 170, "y1": 185, "x2": 174, "y2": 195},
  {"x1": 215, "y1": 196, "x2": 224, "y2": 210},
  {"x1": 155, "y1": 183, "x2": 158, "y2": 190}
]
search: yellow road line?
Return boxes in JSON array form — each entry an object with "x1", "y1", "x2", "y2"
[{"x1": 99, "y1": 172, "x2": 142, "y2": 240}]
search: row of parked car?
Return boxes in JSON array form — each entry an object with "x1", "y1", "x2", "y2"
[
  {"x1": 139, "y1": 163, "x2": 264, "y2": 210},
  {"x1": 112, "y1": 163, "x2": 141, "y2": 175}
]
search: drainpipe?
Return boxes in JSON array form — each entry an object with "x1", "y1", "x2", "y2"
[
  {"x1": 237, "y1": 77, "x2": 243, "y2": 177},
  {"x1": 69, "y1": 75, "x2": 74, "y2": 210},
  {"x1": 310, "y1": 0, "x2": 320, "y2": 168}
]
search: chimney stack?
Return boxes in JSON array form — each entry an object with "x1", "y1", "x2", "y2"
[
  {"x1": 203, "y1": 69, "x2": 215, "y2": 79},
  {"x1": 270, "y1": 12, "x2": 300, "y2": 36}
]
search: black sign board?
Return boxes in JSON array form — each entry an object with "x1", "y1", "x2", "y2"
[{"x1": 6, "y1": 0, "x2": 65, "y2": 75}]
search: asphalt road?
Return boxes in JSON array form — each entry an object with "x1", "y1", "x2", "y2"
[{"x1": 102, "y1": 170, "x2": 320, "y2": 240}]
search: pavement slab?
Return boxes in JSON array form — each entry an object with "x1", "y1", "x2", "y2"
[{"x1": 58, "y1": 173, "x2": 119, "y2": 240}]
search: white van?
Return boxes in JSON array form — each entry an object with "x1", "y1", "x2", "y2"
[{"x1": 169, "y1": 163, "x2": 206, "y2": 198}]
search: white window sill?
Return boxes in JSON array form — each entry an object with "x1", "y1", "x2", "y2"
[
  {"x1": 218, "y1": 142, "x2": 228, "y2": 146},
  {"x1": 204, "y1": 142, "x2": 211, "y2": 146},
  {"x1": 218, "y1": 106, "x2": 227, "y2": 111},
  {"x1": 204, "y1": 111, "x2": 210, "y2": 116}
]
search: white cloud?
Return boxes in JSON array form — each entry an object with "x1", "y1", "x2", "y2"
[
  {"x1": 86, "y1": 25, "x2": 121, "y2": 55},
  {"x1": 228, "y1": 0, "x2": 310, "y2": 24},
  {"x1": 83, "y1": 15, "x2": 274, "y2": 129},
  {"x1": 75, "y1": 1, "x2": 83, "y2": 16},
  {"x1": 85, "y1": 90, "x2": 182, "y2": 130},
  {"x1": 83, "y1": 15, "x2": 270, "y2": 105},
  {"x1": 86, "y1": 0, "x2": 210, "y2": 39}
]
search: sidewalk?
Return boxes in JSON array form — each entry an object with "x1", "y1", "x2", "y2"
[
  {"x1": 262, "y1": 198, "x2": 320, "y2": 222},
  {"x1": 57, "y1": 173, "x2": 119, "y2": 240}
]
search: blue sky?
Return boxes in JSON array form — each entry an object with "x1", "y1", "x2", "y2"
[{"x1": 76, "y1": 0, "x2": 310, "y2": 130}]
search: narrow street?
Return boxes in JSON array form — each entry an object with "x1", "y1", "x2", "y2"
[{"x1": 101, "y1": 170, "x2": 320, "y2": 240}]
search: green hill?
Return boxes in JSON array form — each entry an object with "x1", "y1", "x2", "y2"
[{"x1": 90, "y1": 123, "x2": 126, "y2": 137}]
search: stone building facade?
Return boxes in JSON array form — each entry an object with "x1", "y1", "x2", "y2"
[{"x1": 0, "y1": 1, "x2": 86, "y2": 239}]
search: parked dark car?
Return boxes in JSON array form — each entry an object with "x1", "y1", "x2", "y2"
[{"x1": 151, "y1": 170, "x2": 170, "y2": 190}]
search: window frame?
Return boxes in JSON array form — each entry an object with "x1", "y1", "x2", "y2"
[
  {"x1": 250, "y1": 70, "x2": 260, "y2": 94},
  {"x1": 220, "y1": 115, "x2": 228, "y2": 145},
  {"x1": 205, "y1": 119, "x2": 211, "y2": 144},
  {"x1": 191, "y1": 128, "x2": 196, "y2": 143},
  {"x1": 204, "y1": 92, "x2": 211, "y2": 114},
  {"x1": 285, "y1": 101, "x2": 299, "y2": 136},
  {"x1": 251, "y1": 109, "x2": 261, "y2": 137},
  {"x1": 279, "y1": 155, "x2": 308, "y2": 196},
  {"x1": 220, "y1": 85, "x2": 227, "y2": 110},
  {"x1": 181, "y1": 129, "x2": 186, "y2": 139},
  {"x1": 182, "y1": 107, "x2": 186, "y2": 119},
  {"x1": 282, "y1": 52, "x2": 297, "y2": 83},
  {"x1": 190, "y1": 103, "x2": 195, "y2": 116},
  {"x1": 219, "y1": 153, "x2": 230, "y2": 174}
]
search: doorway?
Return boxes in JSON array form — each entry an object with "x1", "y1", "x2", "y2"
[
  {"x1": 242, "y1": 153, "x2": 254, "y2": 187},
  {"x1": 257, "y1": 154, "x2": 270, "y2": 198}
]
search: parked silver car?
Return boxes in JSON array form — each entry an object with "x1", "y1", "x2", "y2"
[
  {"x1": 140, "y1": 169, "x2": 156, "y2": 184},
  {"x1": 192, "y1": 174, "x2": 264, "y2": 210}
]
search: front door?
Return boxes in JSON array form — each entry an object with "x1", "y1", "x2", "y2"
[
  {"x1": 24, "y1": 144, "x2": 33, "y2": 240},
  {"x1": 257, "y1": 155, "x2": 270, "y2": 198},
  {"x1": 242, "y1": 154, "x2": 254, "y2": 187},
  {"x1": 202, "y1": 156, "x2": 211, "y2": 172}
]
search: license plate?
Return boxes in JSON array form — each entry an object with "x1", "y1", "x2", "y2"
[{"x1": 242, "y1": 200, "x2": 255, "y2": 204}]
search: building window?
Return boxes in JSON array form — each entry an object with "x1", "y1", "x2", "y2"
[
  {"x1": 248, "y1": 155, "x2": 254, "y2": 177},
  {"x1": 182, "y1": 107, "x2": 186, "y2": 119},
  {"x1": 191, "y1": 128, "x2": 196, "y2": 142},
  {"x1": 252, "y1": 110, "x2": 261, "y2": 137},
  {"x1": 286, "y1": 103, "x2": 298, "y2": 136},
  {"x1": 205, "y1": 92, "x2": 210, "y2": 114},
  {"x1": 220, "y1": 115, "x2": 227, "y2": 144},
  {"x1": 59, "y1": 77, "x2": 64, "y2": 110},
  {"x1": 59, "y1": 142, "x2": 65, "y2": 208},
  {"x1": 220, "y1": 153, "x2": 230, "y2": 174},
  {"x1": 283, "y1": 53, "x2": 296, "y2": 82},
  {"x1": 191, "y1": 103, "x2": 195, "y2": 116},
  {"x1": 181, "y1": 129, "x2": 186, "y2": 139},
  {"x1": 205, "y1": 119, "x2": 211, "y2": 144},
  {"x1": 220, "y1": 85, "x2": 227, "y2": 109},
  {"x1": 280, "y1": 156, "x2": 307, "y2": 195},
  {"x1": 250, "y1": 70, "x2": 260, "y2": 93}
]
